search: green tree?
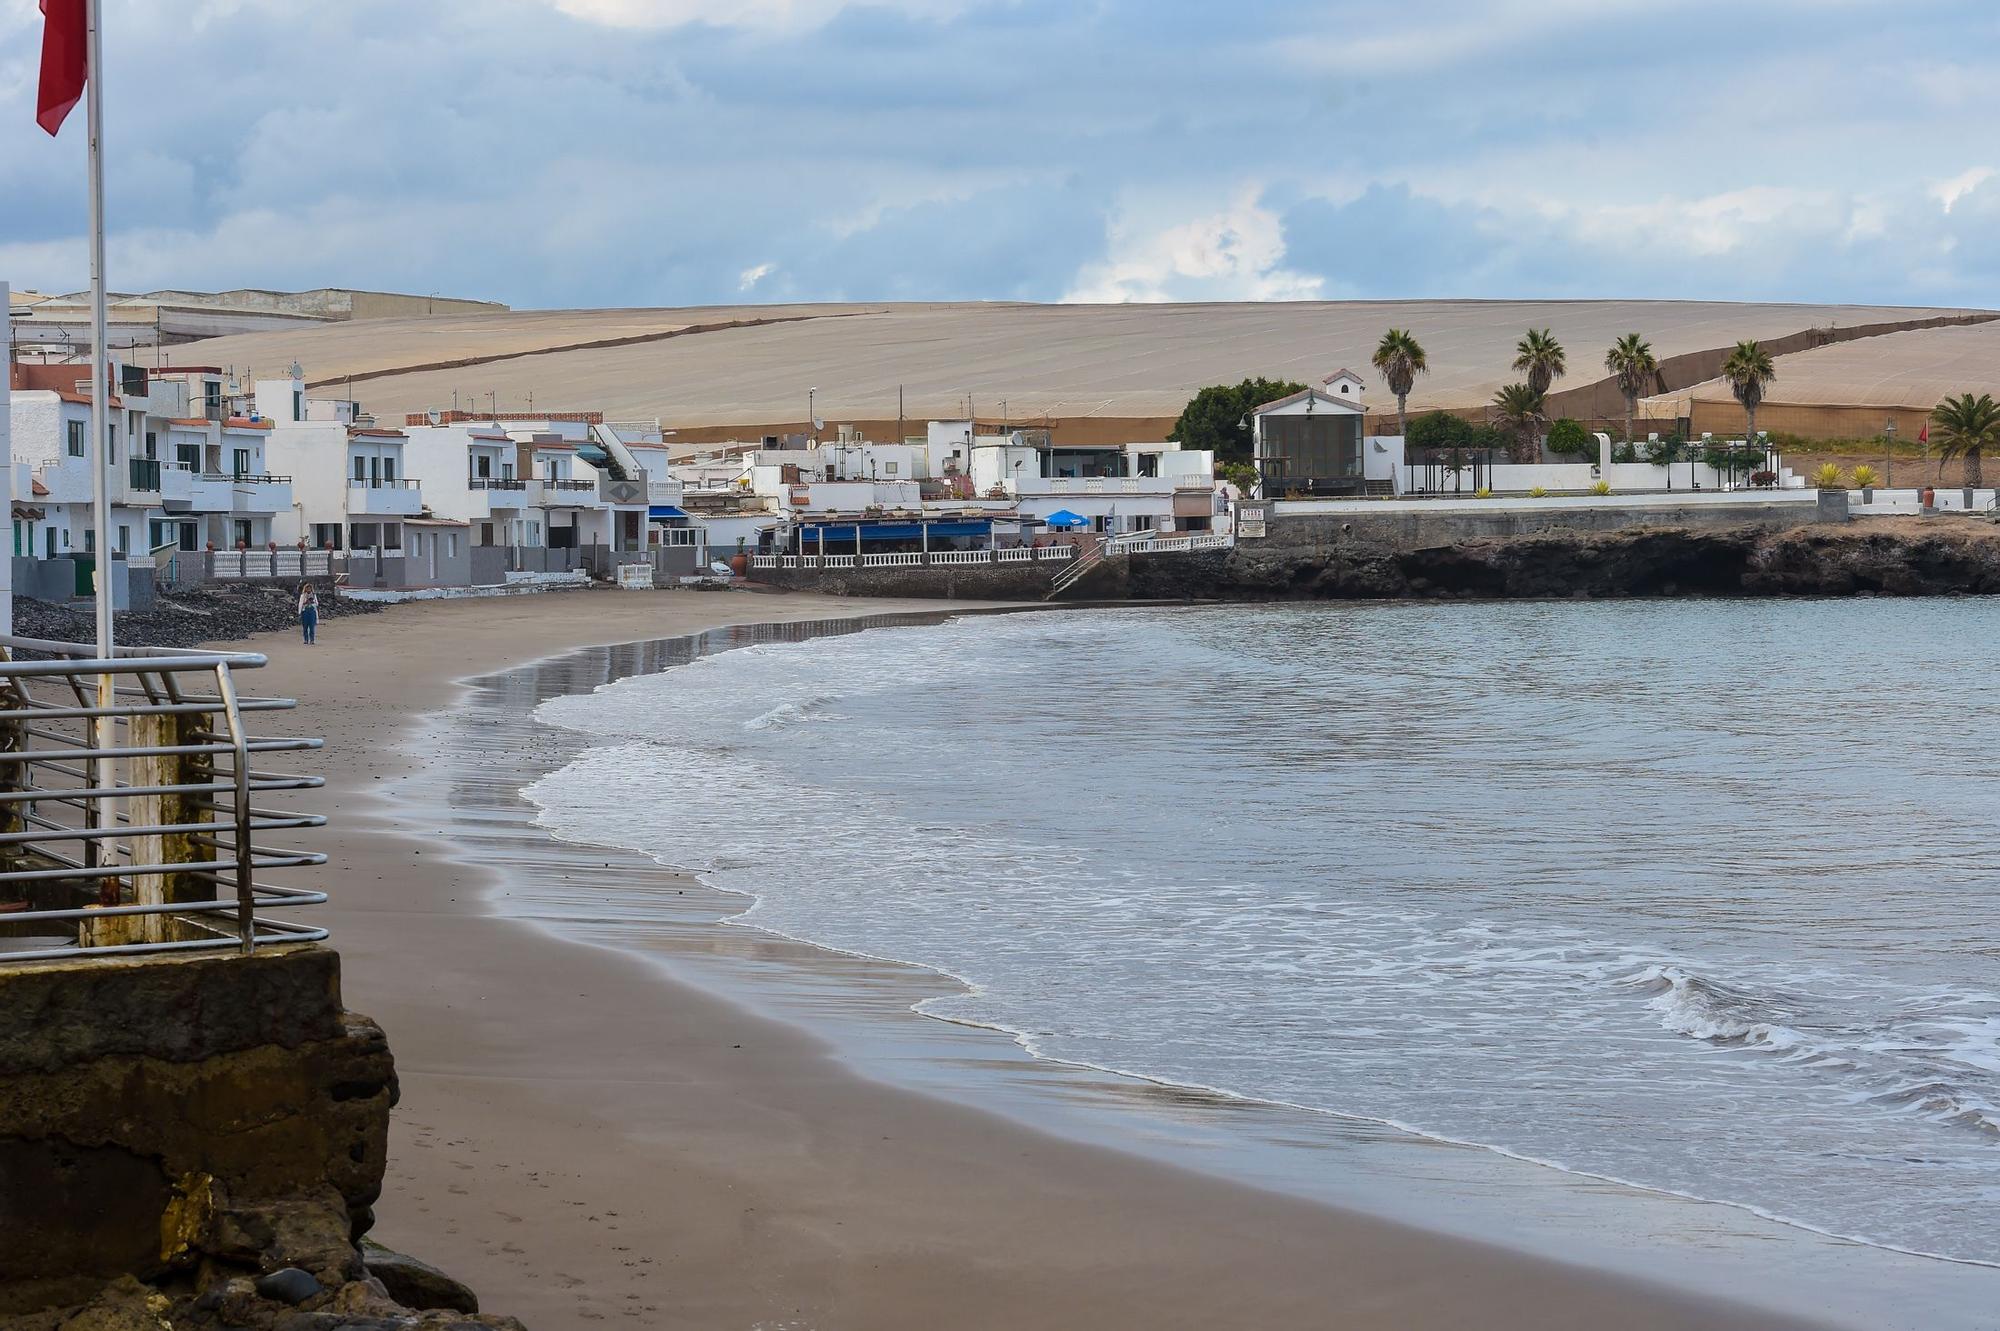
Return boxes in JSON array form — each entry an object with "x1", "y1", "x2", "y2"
[
  {"x1": 1167, "y1": 377, "x2": 1306, "y2": 466},
  {"x1": 1929, "y1": 392, "x2": 2000, "y2": 488},
  {"x1": 1371, "y1": 329, "x2": 1428, "y2": 444},
  {"x1": 1406, "y1": 410, "x2": 1505, "y2": 454},
  {"x1": 1545, "y1": 417, "x2": 1592, "y2": 459},
  {"x1": 1722, "y1": 340, "x2": 1776, "y2": 449},
  {"x1": 1512, "y1": 328, "x2": 1567, "y2": 397},
  {"x1": 1603, "y1": 333, "x2": 1658, "y2": 447},
  {"x1": 1491, "y1": 383, "x2": 1548, "y2": 464}
]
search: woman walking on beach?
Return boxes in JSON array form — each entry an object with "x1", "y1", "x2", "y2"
[{"x1": 297, "y1": 582, "x2": 319, "y2": 646}]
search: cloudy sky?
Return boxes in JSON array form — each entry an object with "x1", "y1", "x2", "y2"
[{"x1": 1, "y1": 0, "x2": 1996, "y2": 310}]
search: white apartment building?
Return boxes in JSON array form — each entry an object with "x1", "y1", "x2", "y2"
[
  {"x1": 929, "y1": 422, "x2": 1219, "y2": 534},
  {"x1": 7, "y1": 358, "x2": 292, "y2": 565},
  {"x1": 257, "y1": 367, "x2": 423, "y2": 553}
]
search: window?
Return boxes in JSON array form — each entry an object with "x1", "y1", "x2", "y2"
[
  {"x1": 293, "y1": 391, "x2": 303, "y2": 421},
  {"x1": 475, "y1": 454, "x2": 492, "y2": 479},
  {"x1": 10, "y1": 521, "x2": 20, "y2": 558},
  {"x1": 177, "y1": 443, "x2": 201, "y2": 470},
  {"x1": 67, "y1": 421, "x2": 85, "y2": 457},
  {"x1": 353, "y1": 455, "x2": 367, "y2": 484},
  {"x1": 311, "y1": 523, "x2": 342, "y2": 550},
  {"x1": 106, "y1": 424, "x2": 117, "y2": 464},
  {"x1": 46, "y1": 528, "x2": 57, "y2": 559},
  {"x1": 116, "y1": 525, "x2": 129, "y2": 555},
  {"x1": 144, "y1": 430, "x2": 158, "y2": 460},
  {"x1": 446, "y1": 533, "x2": 459, "y2": 558},
  {"x1": 233, "y1": 449, "x2": 251, "y2": 478},
  {"x1": 382, "y1": 455, "x2": 396, "y2": 484},
  {"x1": 501, "y1": 461, "x2": 515, "y2": 480},
  {"x1": 884, "y1": 461, "x2": 899, "y2": 476}
]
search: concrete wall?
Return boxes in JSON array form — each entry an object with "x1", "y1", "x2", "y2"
[
  {"x1": 11, "y1": 557, "x2": 73, "y2": 602},
  {"x1": 750, "y1": 561, "x2": 1103, "y2": 600},
  {"x1": 1258, "y1": 493, "x2": 1845, "y2": 552},
  {"x1": 0, "y1": 947, "x2": 394, "y2": 1312}
]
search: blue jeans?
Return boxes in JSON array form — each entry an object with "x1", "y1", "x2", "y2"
[{"x1": 301, "y1": 607, "x2": 318, "y2": 644}]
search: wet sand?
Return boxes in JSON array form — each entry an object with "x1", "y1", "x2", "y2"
[{"x1": 239, "y1": 588, "x2": 1822, "y2": 1331}]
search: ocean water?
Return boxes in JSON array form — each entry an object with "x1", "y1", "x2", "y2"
[{"x1": 523, "y1": 602, "x2": 2000, "y2": 1266}]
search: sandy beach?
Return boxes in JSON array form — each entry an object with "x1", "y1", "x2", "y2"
[{"x1": 235, "y1": 588, "x2": 1820, "y2": 1331}]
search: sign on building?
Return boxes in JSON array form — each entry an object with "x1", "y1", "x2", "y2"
[{"x1": 1237, "y1": 502, "x2": 1269, "y2": 540}]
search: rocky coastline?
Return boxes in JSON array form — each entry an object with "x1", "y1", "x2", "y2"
[{"x1": 1125, "y1": 517, "x2": 2000, "y2": 601}]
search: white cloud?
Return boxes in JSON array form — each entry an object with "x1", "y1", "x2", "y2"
[
  {"x1": 548, "y1": 0, "x2": 971, "y2": 33},
  {"x1": 1932, "y1": 166, "x2": 1994, "y2": 214},
  {"x1": 1062, "y1": 190, "x2": 1323, "y2": 304},
  {"x1": 738, "y1": 261, "x2": 776, "y2": 290}
]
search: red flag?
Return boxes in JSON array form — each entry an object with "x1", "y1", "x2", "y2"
[
  {"x1": 36, "y1": 0, "x2": 88, "y2": 137},
  {"x1": 1919, "y1": 422, "x2": 1930, "y2": 445}
]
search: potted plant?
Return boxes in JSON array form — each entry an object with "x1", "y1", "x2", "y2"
[
  {"x1": 1813, "y1": 463, "x2": 1846, "y2": 490},
  {"x1": 1850, "y1": 464, "x2": 1878, "y2": 502},
  {"x1": 729, "y1": 536, "x2": 749, "y2": 576}
]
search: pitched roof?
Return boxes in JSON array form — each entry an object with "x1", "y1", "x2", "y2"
[
  {"x1": 1252, "y1": 386, "x2": 1366, "y2": 415},
  {"x1": 1324, "y1": 367, "x2": 1366, "y2": 385}
]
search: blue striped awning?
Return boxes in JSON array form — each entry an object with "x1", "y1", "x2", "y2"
[{"x1": 648, "y1": 505, "x2": 688, "y2": 520}]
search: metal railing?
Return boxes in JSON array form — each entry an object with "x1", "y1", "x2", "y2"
[{"x1": 0, "y1": 635, "x2": 326, "y2": 964}]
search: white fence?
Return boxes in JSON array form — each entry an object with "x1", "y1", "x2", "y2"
[
  {"x1": 211, "y1": 550, "x2": 336, "y2": 580},
  {"x1": 1849, "y1": 487, "x2": 1998, "y2": 515},
  {"x1": 1120, "y1": 533, "x2": 1235, "y2": 554}
]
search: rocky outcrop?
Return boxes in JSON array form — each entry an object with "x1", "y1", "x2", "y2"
[
  {"x1": 0, "y1": 948, "x2": 521, "y2": 1330},
  {"x1": 1126, "y1": 518, "x2": 2000, "y2": 601}
]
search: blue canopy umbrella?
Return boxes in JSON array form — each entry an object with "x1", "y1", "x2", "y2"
[{"x1": 1042, "y1": 509, "x2": 1090, "y2": 529}]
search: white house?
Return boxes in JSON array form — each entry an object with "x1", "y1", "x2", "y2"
[
  {"x1": 1252, "y1": 382, "x2": 1402, "y2": 498},
  {"x1": 264, "y1": 404, "x2": 423, "y2": 554}
]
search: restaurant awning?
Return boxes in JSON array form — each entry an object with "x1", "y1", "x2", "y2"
[{"x1": 648, "y1": 505, "x2": 688, "y2": 520}]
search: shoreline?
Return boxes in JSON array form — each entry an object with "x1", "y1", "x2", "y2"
[{"x1": 246, "y1": 589, "x2": 1864, "y2": 1329}]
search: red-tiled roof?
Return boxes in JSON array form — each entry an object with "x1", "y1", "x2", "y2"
[
  {"x1": 349, "y1": 427, "x2": 407, "y2": 439},
  {"x1": 55, "y1": 389, "x2": 123, "y2": 408},
  {"x1": 169, "y1": 417, "x2": 213, "y2": 427},
  {"x1": 30, "y1": 478, "x2": 50, "y2": 497},
  {"x1": 223, "y1": 417, "x2": 273, "y2": 430}
]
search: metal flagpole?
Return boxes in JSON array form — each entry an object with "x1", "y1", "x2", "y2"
[
  {"x1": 85, "y1": 0, "x2": 119, "y2": 909},
  {"x1": 86, "y1": 0, "x2": 112, "y2": 665}
]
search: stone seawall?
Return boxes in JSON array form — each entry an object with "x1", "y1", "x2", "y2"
[
  {"x1": 1260, "y1": 494, "x2": 1846, "y2": 552},
  {"x1": 0, "y1": 946, "x2": 519, "y2": 1329},
  {"x1": 1128, "y1": 517, "x2": 2000, "y2": 600}
]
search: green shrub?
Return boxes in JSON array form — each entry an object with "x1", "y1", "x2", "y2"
[
  {"x1": 1850, "y1": 464, "x2": 1879, "y2": 489},
  {"x1": 1527, "y1": 485, "x2": 1548, "y2": 498},
  {"x1": 1474, "y1": 487, "x2": 1492, "y2": 499},
  {"x1": 1545, "y1": 417, "x2": 1592, "y2": 458},
  {"x1": 1813, "y1": 462, "x2": 1846, "y2": 489},
  {"x1": 1589, "y1": 480, "x2": 1612, "y2": 495}
]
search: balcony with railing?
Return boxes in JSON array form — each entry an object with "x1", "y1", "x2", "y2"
[
  {"x1": 0, "y1": 635, "x2": 325, "y2": 963},
  {"x1": 346, "y1": 477, "x2": 424, "y2": 516},
  {"x1": 125, "y1": 457, "x2": 162, "y2": 496}
]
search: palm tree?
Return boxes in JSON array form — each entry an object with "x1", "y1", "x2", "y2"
[
  {"x1": 1603, "y1": 333, "x2": 1658, "y2": 447},
  {"x1": 1721, "y1": 340, "x2": 1776, "y2": 449},
  {"x1": 1491, "y1": 383, "x2": 1547, "y2": 464},
  {"x1": 1371, "y1": 329, "x2": 1428, "y2": 445},
  {"x1": 1513, "y1": 328, "x2": 1567, "y2": 397},
  {"x1": 1929, "y1": 392, "x2": 2000, "y2": 488}
]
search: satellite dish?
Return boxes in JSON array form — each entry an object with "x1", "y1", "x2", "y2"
[{"x1": 812, "y1": 417, "x2": 825, "y2": 431}]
